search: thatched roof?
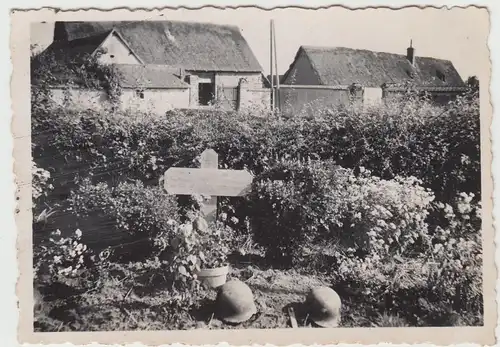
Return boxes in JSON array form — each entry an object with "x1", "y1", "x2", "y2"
[
  {"x1": 114, "y1": 64, "x2": 189, "y2": 89},
  {"x1": 284, "y1": 46, "x2": 465, "y2": 88},
  {"x1": 41, "y1": 31, "x2": 112, "y2": 63},
  {"x1": 53, "y1": 21, "x2": 263, "y2": 72},
  {"x1": 44, "y1": 64, "x2": 188, "y2": 90}
]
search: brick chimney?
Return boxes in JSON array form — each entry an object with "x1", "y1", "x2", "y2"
[{"x1": 407, "y1": 39, "x2": 415, "y2": 65}]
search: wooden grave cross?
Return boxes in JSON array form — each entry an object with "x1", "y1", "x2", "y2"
[{"x1": 163, "y1": 149, "x2": 254, "y2": 224}]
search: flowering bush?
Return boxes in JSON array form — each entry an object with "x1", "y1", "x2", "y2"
[
  {"x1": 341, "y1": 170, "x2": 435, "y2": 258},
  {"x1": 32, "y1": 161, "x2": 53, "y2": 208},
  {"x1": 33, "y1": 228, "x2": 99, "y2": 288},
  {"x1": 424, "y1": 193, "x2": 482, "y2": 321},
  {"x1": 248, "y1": 159, "x2": 482, "y2": 323},
  {"x1": 145, "y1": 213, "x2": 235, "y2": 302},
  {"x1": 156, "y1": 216, "x2": 233, "y2": 270},
  {"x1": 329, "y1": 190, "x2": 482, "y2": 325},
  {"x1": 249, "y1": 161, "x2": 437, "y2": 265}
]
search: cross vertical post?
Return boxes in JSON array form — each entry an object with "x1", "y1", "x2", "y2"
[
  {"x1": 199, "y1": 149, "x2": 219, "y2": 224},
  {"x1": 163, "y1": 149, "x2": 253, "y2": 227}
]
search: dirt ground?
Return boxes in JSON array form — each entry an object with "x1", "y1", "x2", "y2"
[
  {"x1": 191, "y1": 265, "x2": 331, "y2": 329},
  {"x1": 35, "y1": 252, "x2": 384, "y2": 331}
]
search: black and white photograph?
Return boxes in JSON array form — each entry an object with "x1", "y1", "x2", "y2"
[{"x1": 12, "y1": 4, "x2": 495, "y2": 345}]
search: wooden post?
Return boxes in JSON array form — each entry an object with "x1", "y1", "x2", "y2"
[
  {"x1": 200, "y1": 149, "x2": 219, "y2": 224},
  {"x1": 273, "y1": 20, "x2": 280, "y2": 113},
  {"x1": 270, "y1": 20, "x2": 275, "y2": 112}
]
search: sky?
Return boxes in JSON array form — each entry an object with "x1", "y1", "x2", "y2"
[{"x1": 30, "y1": 6, "x2": 489, "y2": 81}]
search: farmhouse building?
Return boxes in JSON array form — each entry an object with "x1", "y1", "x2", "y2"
[
  {"x1": 39, "y1": 21, "x2": 270, "y2": 114},
  {"x1": 279, "y1": 43, "x2": 467, "y2": 112}
]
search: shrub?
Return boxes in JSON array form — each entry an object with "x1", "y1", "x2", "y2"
[
  {"x1": 248, "y1": 159, "x2": 481, "y2": 324},
  {"x1": 33, "y1": 228, "x2": 99, "y2": 290},
  {"x1": 330, "y1": 190, "x2": 482, "y2": 325},
  {"x1": 70, "y1": 178, "x2": 179, "y2": 237},
  {"x1": 249, "y1": 160, "x2": 352, "y2": 266},
  {"x1": 32, "y1": 90, "x2": 479, "y2": 205},
  {"x1": 32, "y1": 161, "x2": 53, "y2": 208},
  {"x1": 66, "y1": 179, "x2": 181, "y2": 260},
  {"x1": 424, "y1": 193, "x2": 482, "y2": 321},
  {"x1": 341, "y1": 170, "x2": 435, "y2": 258}
]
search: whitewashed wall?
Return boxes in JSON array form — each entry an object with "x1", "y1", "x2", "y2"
[
  {"x1": 363, "y1": 87, "x2": 383, "y2": 106},
  {"x1": 97, "y1": 33, "x2": 142, "y2": 65},
  {"x1": 50, "y1": 88, "x2": 110, "y2": 110},
  {"x1": 186, "y1": 71, "x2": 267, "y2": 107},
  {"x1": 50, "y1": 88, "x2": 190, "y2": 116},
  {"x1": 121, "y1": 89, "x2": 190, "y2": 114}
]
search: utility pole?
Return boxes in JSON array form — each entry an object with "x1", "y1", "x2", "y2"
[
  {"x1": 270, "y1": 20, "x2": 275, "y2": 112},
  {"x1": 273, "y1": 20, "x2": 280, "y2": 115}
]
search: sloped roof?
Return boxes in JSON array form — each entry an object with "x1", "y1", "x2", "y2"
[
  {"x1": 41, "y1": 31, "x2": 112, "y2": 63},
  {"x1": 289, "y1": 46, "x2": 464, "y2": 88},
  {"x1": 114, "y1": 64, "x2": 189, "y2": 89},
  {"x1": 44, "y1": 64, "x2": 188, "y2": 89},
  {"x1": 53, "y1": 21, "x2": 263, "y2": 72}
]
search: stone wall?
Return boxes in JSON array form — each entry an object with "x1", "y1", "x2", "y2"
[{"x1": 185, "y1": 71, "x2": 267, "y2": 108}]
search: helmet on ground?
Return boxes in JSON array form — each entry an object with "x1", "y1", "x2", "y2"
[
  {"x1": 305, "y1": 286, "x2": 341, "y2": 328},
  {"x1": 216, "y1": 279, "x2": 257, "y2": 324}
]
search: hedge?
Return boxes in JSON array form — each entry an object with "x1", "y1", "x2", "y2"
[{"x1": 32, "y1": 90, "x2": 480, "y2": 204}]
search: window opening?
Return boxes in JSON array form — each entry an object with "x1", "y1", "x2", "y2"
[{"x1": 436, "y1": 70, "x2": 446, "y2": 82}]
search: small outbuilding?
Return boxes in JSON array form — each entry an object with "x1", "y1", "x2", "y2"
[
  {"x1": 279, "y1": 43, "x2": 467, "y2": 113},
  {"x1": 38, "y1": 20, "x2": 271, "y2": 114}
]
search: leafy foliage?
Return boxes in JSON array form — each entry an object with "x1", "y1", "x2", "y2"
[
  {"x1": 32, "y1": 90, "x2": 479, "y2": 203},
  {"x1": 249, "y1": 159, "x2": 482, "y2": 325},
  {"x1": 70, "y1": 179, "x2": 179, "y2": 237},
  {"x1": 31, "y1": 82, "x2": 481, "y2": 328},
  {"x1": 31, "y1": 47, "x2": 123, "y2": 121},
  {"x1": 249, "y1": 160, "x2": 351, "y2": 265}
]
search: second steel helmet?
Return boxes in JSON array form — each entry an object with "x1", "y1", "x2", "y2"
[
  {"x1": 216, "y1": 279, "x2": 257, "y2": 324},
  {"x1": 305, "y1": 286, "x2": 342, "y2": 328}
]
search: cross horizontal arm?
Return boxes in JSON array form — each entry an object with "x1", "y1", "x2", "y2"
[{"x1": 164, "y1": 168, "x2": 254, "y2": 197}]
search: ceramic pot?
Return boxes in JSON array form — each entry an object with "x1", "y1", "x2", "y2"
[{"x1": 196, "y1": 265, "x2": 230, "y2": 288}]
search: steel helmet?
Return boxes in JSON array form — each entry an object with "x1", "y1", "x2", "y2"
[
  {"x1": 305, "y1": 286, "x2": 342, "y2": 328},
  {"x1": 216, "y1": 279, "x2": 257, "y2": 324}
]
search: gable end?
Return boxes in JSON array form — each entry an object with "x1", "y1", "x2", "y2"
[{"x1": 282, "y1": 47, "x2": 322, "y2": 85}]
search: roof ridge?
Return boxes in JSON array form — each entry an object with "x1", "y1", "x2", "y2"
[
  {"x1": 57, "y1": 21, "x2": 263, "y2": 72},
  {"x1": 301, "y1": 45, "x2": 453, "y2": 62},
  {"x1": 65, "y1": 20, "x2": 241, "y2": 32}
]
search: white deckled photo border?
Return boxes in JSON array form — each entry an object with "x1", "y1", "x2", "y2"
[{"x1": 8, "y1": 2, "x2": 498, "y2": 346}]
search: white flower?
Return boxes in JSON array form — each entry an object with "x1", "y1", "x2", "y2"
[
  {"x1": 179, "y1": 223, "x2": 193, "y2": 236},
  {"x1": 59, "y1": 266, "x2": 72, "y2": 275},
  {"x1": 166, "y1": 219, "x2": 176, "y2": 226},
  {"x1": 75, "y1": 229, "x2": 82, "y2": 238},
  {"x1": 230, "y1": 216, "x2": 239, "y2": 224}
]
